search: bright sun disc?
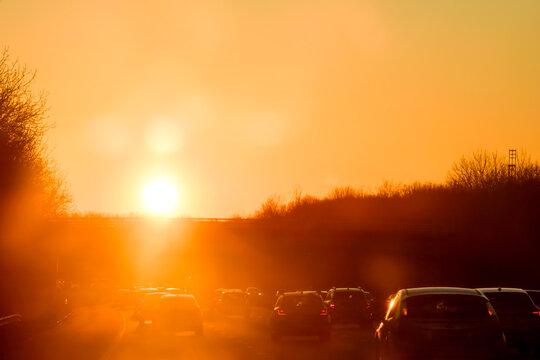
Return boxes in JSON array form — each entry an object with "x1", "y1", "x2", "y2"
[{"x1": 143, "y1": 178, "x2": 178, "y2": 215}]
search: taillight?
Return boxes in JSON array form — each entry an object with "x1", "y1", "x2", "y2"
[
  {"x1": 329, "y1": 302, "x2": 335, "y2": 309},
  {"x1": 401, "y1": 307, "x2": 408, "y2": 317},
  {"x1": 532, "y1": 310, "x2": 540, "y2": 316},
  {"x1": 320, "y1": 308, "x2": 328, "y2": 316},
  {"x1": 365, "y1": 302, "x2": 371, "y2": 310},
  {"x1": 277, "y1": 309, "x2": 286, "y2": 316}
]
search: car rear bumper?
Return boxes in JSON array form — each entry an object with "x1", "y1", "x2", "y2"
[
  {"x1": 331, "y1": 312, "x2": 371, "y2": 325},
  {"x1": 272, "y1": 319, "x2": 330, "y2": 336}
]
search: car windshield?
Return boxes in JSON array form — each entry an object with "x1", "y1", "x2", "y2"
[
  {"x1": 405, "y1": 294, "x2": 490, "y2": 320},
  {"x1": 483, "y1": 292, "x2": 535, "y2": 309}
]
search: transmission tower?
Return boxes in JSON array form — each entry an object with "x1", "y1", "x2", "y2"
[{"x1": 508, "y1": 149, "x2": 517, "y2": 177}]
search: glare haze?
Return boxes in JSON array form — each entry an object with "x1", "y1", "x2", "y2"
[{"x1": 1, "y1": 0, "x2": 539, "y2": 217}]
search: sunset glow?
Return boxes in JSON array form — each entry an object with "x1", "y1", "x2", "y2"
[
  {"x1": 142, "y1": 178, "x2": 179, "y2": 215},
  {"x1": 1, "y1": 0, "x2": 539, "y2": 217},
  {"x1": 1, "y1": 2, "x2": 540, "y2": 359}
]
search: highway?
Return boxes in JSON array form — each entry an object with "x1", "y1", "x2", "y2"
[
  {"x1": 7, "y1": 305, "x2": 530, "y2": 360},
  {"x1": 113, "y1": 307, "x2": 374, "y2": 360},
  {"x1": 5, "y1": 305, "x2": 373, "y2": 360}
]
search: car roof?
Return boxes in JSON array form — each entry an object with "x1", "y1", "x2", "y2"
[
  {"x1": 282, "y1": 290, "x2": 320, "y2": 296},
  {"x1": 333, "y1": 288, "x2": 364, "y2": 292},
  {"x1": 139, "y1": 287, "x2": 159, "y2": 292},
  {"x1": 223, "y1": 288, "x2": 243, "y2": 293},
  {"x1": 477, "y1": 287, "x2": 527, "y2": 294},
  {"x1": 401, "y1": 287, "x2": 484, "y2": 298},
  {"x1": 161, "y1": 294, "x2": 195, "y2": 299}
]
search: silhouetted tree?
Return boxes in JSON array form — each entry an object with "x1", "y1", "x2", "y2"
[
  {"x1": 328, "y1": 186, "x2": 361, "y2": 200},
  {"x1": 254, "y1": 195, "x2": 285, "y2": 218},
  {"x1": 0, "y1": 49, "x2": 71, "y2": 216},
  {"x1": 446, "y1": 149, "x2": 540, "y2": 190}
]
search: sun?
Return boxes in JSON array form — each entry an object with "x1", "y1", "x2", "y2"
[{"x1": 142, "y1": 178, "x2": 179, "y2": 215}]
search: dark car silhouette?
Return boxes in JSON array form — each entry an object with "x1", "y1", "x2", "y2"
[
  {"x1": 375, "y1": 287, "x2": 506, "y2": 360},
  {"x1": 478, "y1": 287, "x2": 540, "y2": 355},
  {"x1": 324, "y1": 287, "x2": 372, "y2": 327},
  {"x1": 213, "y1": 289, "x2": 248, "y2": 317},
  {"x1": 245, "y1": 287, "x2": 263, "y2": 306},
  {"x1": 270, "y1": 291, "x2": 331, "y2": 342},
  {"x1": 152, "y1": 294, "x2": 203, "y2": 336}
]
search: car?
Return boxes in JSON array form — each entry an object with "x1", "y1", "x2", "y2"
[
  {"x1": 478, "y1": 287, "x2": 540, "y2": 355},
  {"x1": 213, "y1": 289, "x2": 248, "y2": 317},
  {"x1": 324, "y1": 287, "x2": 372, "y2": 327},
  {"x1": 246, "y1": 287, "x2": 262, "y2": 296},
  {"x1": 136, "y1": 292, "x2": 168, "y2": 325},
  {"x1": 270, "y1": 291, "x2": 331, "y2": 342},
  {"x1": 152, "y1": 294, "x2": 203, "y2": 336},
  {"x1": 245, "y1": 287, "x2": 263, "y2": 306},
  {"x1": 375, "y1": 287, "x2": 506, "y2": 360}
]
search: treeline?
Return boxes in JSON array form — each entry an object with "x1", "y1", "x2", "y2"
[{"x1": 254, "y1": 151, "x2": 540, "y2": 228}]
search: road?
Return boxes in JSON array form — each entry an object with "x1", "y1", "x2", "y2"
[
  {"x1": 113, "y1": 307, "x2": 375, "y2": 360},
  {"x1": 5, "y1": 306, "x2": 124, "y2": 360},
  {"x1": 6, "y1": 306, "x2": 528, "y2": 360}
]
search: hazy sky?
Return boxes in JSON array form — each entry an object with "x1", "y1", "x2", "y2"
[{"x1": 1, "y1": 0, "x2": 539, "y2": 217}]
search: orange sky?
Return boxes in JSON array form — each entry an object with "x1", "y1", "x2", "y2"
[{"x1": 1, "y1": 0, "x2": 539, "y2": 217}]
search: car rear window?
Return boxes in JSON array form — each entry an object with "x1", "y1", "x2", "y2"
[
  {"x1": 225, "y1": 293, "x2": 244, "y2": 300},
  {"x1": 334, "y1": 291, "x2": 366, "y2": 304},
  {"x1": 405, "y1": 294, "x2": 490, "y2": 320},
  {"x1": 282, "y1": 295, "x2": 323, "y2": 310},
  {"x1": 483, "y1": 292, "x2": 535, "y2": 309},
  {"x1": 142, "y1": 293, "x2": 166, "y2": 305},
  {"x1": 161, "y1": 296, "x2": 198, "y2": 310}
]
